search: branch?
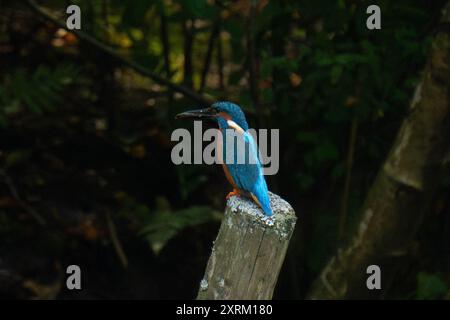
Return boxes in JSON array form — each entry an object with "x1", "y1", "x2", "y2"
[
  {"x1": 159, "y1": 5, "x2": 171, "y2": 78},
  {"x1": 199, "y1": 21, "x2": 220, "y2": 93},
  {"x1": 216, "y1": 30, "x2": 225, "y2": 91},
  {"x1": 25, "y1": 0, "x2": 212, "y2": 106},
  {"x1": 106, "y1": 211, "x2": 129, "y2": 269},
  {"x1": 246, "y1": 0, "x2": 261, "y2": 111},
  {"x1": 338, "y1": 117, "x2": 358, "y2": 242},
  {"x1": 182, "y1": 19, "x2": 195, "y2": 88},
  {"x1": 0, "y1": 168, "x2": 46, "y2": 227}
]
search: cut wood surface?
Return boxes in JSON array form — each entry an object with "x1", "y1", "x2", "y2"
[{"x1": 197, "y1": 192, "x2": 297, "y2": 300}]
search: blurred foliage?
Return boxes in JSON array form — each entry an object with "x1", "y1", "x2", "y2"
[
  {"x1": 416, "y1": 273, "x2": 448, "y2": 300},
  {"x1": 0, "y1": 0, "x2": 448, "y2": 299},
  {"x1": 119, "y1": 195, "x2": 221, "y2": 254},
  {"x1": 0, "y1": 64, "x2": 79, "y2": 126}
]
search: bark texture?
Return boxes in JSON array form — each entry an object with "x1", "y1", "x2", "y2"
[
  {"x1": 308, "y1": 2, "x2": 450, "y2": 299},
  {"x1": 197, "y1": 192, "x2": 297, "y2": 300}
]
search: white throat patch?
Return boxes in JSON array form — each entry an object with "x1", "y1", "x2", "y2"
[{"x1": 227, "y1": 120, "x2": 244, "y2": 133}]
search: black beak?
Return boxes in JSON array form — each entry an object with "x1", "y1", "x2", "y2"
[{"x1": 175, "y1": 107, "x2": 216, "y2": 120}]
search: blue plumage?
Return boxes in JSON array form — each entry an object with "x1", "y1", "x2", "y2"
[
  {"x1": 214, "y1": 102, "x2": 273, "y2": 216},
  {"x1": 176, "y1": 101, "x2": 273, "y2": 216}
]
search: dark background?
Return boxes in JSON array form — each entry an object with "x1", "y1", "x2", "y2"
[{"x1": 0, "y1": 0, "x2": 449, "y2": 299}]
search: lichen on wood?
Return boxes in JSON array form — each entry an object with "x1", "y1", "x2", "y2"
[{"x1": 197, "y1": 192, "x2": 297, "y2": 300}]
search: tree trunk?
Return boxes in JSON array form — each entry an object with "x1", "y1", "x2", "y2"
[
  {"x1": 197, "y1": 192, "x2": 297, "y2": 300},
  {"x1": 308, "y1": 2, "x2": 450, "y2": 299}
]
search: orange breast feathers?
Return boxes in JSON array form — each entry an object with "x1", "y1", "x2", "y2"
[
  {"x1": 222, "y1": 162, "x2": 238, "y2": 189},
  {"x1": 216, "y1": 126, "x2": 238, "y2": 190},
  {"x1": 216, "y1": 114, "x2": 246, "y2": 191}
]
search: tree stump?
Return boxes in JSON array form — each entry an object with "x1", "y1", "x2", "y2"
[{"x1": 197, "y1": 192, "x2": 297, "y2": 300}]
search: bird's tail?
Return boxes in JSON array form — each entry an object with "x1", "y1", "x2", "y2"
[{"x1": 252, "y1": 179, "x2": 272, "y2": 216}]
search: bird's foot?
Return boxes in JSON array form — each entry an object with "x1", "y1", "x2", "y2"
[{"x1": 226, "y1": 189, "x2": 240, "y2": 199}]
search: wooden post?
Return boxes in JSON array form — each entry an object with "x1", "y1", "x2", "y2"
[{"x1": 197, "y1": 192, "x2": 297, "y2": 300}]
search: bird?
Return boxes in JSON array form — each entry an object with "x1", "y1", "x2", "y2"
[{"x1": 176, "y1": 101, "x2": 273, "y2": 216}]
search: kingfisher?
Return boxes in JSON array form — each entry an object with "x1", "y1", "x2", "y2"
[{"x1": 176, "y1": 101, "x2": 273, "y2": 216}]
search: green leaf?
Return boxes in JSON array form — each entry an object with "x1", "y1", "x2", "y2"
[
  {"x1": 138, "y1": 202, "x2": 221, "y2": 255},
  {"x1": 330, "y1": 65, "x2": 343, "y2": 84},
  {"x1": 2, "y1": 64, "x2": 79, "y2": 115},
  {"x1": 5, "y1": 150, "x2": 32, "y2": 168},
  {"x1": 122, "y1": 0, "x2": 153, "y2": 27},
  {"x1": 314, "y1": 141, "x2": 339, "y2": 163},
  {"x1": 297, "y1": 131, "x2": 319, "y2": 144},
  {"x1": 179, "y1": 0, "x2": 213, "y2": 19},
  {"x1": 416, "y1": 272, "x2": 447, "y2": 300}
]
